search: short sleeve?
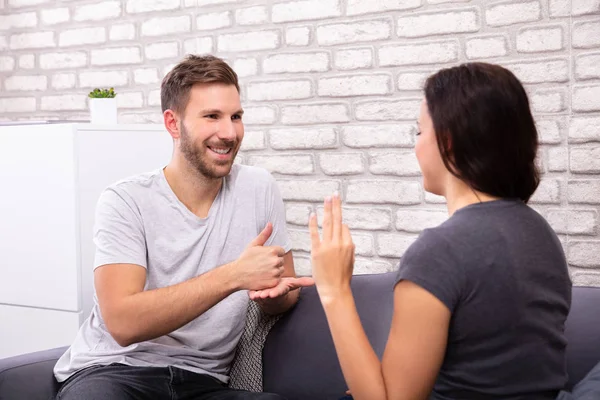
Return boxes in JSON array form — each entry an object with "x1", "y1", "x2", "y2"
[
  {"x1": 396, "y1": 229, "x2": 465, "y2": 313},
  {"x1": 93, "y1": 188, "x2": 147, "y2": 270},
  {"x1": 263, "y1": 175, "x2": 292, "y2": 253}
]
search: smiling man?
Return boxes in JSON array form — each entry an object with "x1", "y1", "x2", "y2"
[{"x1": 53, "y1": 55, "x2": 312, "y2": 400}]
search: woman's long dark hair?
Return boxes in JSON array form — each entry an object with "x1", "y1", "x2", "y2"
[{"x1": 424, "y1": 62, "x2": 540, "y2": 203}]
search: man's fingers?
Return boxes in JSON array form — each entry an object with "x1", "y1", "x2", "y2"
[
  {"x1": 309, "y1": 212, "x2": 320, "y2": 249},
  {"x1": 288, "y1": 277, "x2": 315, "y2": 288},
  {"x1": 249, "y1": 223, "x2": 273, "y2": 247},
  {"x1": 322, "y1": 196, "x2": 333, "y2": 241}
]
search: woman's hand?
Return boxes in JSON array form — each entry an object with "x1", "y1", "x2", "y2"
[{"x1": 309, "y1": 192, "x2": 356, "y2": 304}]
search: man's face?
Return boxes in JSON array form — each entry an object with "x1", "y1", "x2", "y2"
[{"x1": 179, "y1": 83, "x2": 244, "y2": 180}]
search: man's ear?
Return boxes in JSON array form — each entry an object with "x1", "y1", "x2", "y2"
[{"x1": 164, "y1": 109, "x2": 181, "y2": 140}]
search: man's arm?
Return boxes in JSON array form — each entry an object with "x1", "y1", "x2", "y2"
[{"x1": 96, "y1": 223, "x2": 286, "y2": 347}]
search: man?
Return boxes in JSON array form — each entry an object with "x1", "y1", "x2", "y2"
[{"x1": 54, "y1": 54, "x2": 313, "y2": 400}]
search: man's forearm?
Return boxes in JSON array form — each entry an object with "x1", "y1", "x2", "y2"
[{"x1": 106, "y1": 263, "x2": 239, "y2": 347}]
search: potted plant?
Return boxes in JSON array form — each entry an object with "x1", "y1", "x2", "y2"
[{"x1": 88, "y1": 87, "x2": 117, "y2": 124}]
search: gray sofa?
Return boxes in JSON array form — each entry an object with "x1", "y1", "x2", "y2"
[{"x1": 1, "y1": 272, "x2": 600, "y2": 400}]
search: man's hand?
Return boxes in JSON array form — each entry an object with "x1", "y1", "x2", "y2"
[
  {"x1": 249, "y1": 276, "x2": 314, "y2": 300},
  {"x1": 230, "y1": 223, "x2": 287, "y2": 291}
]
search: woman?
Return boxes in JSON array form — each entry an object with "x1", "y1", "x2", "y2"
[{"x1": 309, "y1": 63, "x2": 572, "y2": 400}]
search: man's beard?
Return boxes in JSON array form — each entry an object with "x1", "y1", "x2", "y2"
[{"x1": 179, "y1": 122, "x2": 238, "y2": 180}]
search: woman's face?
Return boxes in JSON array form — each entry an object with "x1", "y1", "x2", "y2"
[{"x1": 415, "y1": 99, "x2": 448, "y2": 197}]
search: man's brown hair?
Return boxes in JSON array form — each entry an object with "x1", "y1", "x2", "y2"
[{"x1": 160, "y1": 54, "x2": 240, "y2": 114}]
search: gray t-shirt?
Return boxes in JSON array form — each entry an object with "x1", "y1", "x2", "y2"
[
  {"x1": 54, "y1": 164, "x2": 291, "y2": 383},
  {"x1": 396, "y1": 199, "x2": 571, "y2": 400}
]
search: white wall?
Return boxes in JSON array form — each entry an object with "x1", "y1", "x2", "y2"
[{"x1": 0, "y1": 0, "x2": 599, "y2": 284}]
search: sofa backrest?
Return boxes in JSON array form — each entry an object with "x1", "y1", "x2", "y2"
[{"x1": 262, "y1": 273, "x2": 600, "y2": 399}]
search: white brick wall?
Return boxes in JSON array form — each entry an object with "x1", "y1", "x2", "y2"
[{"x1": 0, "y1": 0, "x2": 599, "y2": 284}]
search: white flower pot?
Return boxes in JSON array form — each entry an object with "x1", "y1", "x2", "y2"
[{"x1": 89, "y1": 98, "x2": 118, "y2": 124}]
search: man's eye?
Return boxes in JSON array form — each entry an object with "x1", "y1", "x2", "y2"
[
  {"x1": 206, "y1": 114, "x2": 218, "y2": 119},
  {"x1": 232, "y1": 114, "x2": 242, "y2": 120}
]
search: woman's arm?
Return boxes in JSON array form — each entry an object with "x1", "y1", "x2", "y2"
[{"x1": 310, "y1": 193, "x2": 451, "y2": 400}]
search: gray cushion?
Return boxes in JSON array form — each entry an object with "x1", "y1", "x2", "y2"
[{"x1": 262, "y1": 273, "x2": 395, "y2": 400}]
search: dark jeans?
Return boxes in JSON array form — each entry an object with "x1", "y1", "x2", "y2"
[{"x1": 56, "y1": 363, "x2": 286, "y2": 400}]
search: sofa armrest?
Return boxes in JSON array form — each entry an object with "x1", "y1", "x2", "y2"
[{"x1": 0, "y1": 346, "x2": 67, "y2": 400}]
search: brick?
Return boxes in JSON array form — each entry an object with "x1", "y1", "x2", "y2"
[
  {"x1": 247, "y1": 155, "x2": 314, "y2": 175},
  {"x1": 292, "y1": 256, "x2": 311, "y2": 276},
  {"x1": 569, "y1": 180, "x2": 600, "y2": 204},
  {"x1": 10, "y1": 32, "x2": 55, "y2": 50},
  {"x1": 243, "y1": 106, "x2": 277, "y2": 125},
  {"x1": 40, "y1": 51, "x2": 87, "y2": 69},
  {"x1": 570, "y1": 270, "x2": 600, "y2": 287},
  {"x1": 377, "y1": 233, "x2": 418, "y2": 257},
  {"x1": 286, "y1": 27, "x2": 311, "y2": 46},
  {"x1": 569, "y1": 241, "x2": 600, "y2": 268},
  {"x1": 318, "y1": 74, "x2": 391, "y2": 97},
  {"x1": 396, "y1": 210, "x2": 448, "y2": 233},
  {"x1": 426, "y1": 192, "x2": 446, "y2": 204},
  {"x1": 126, "y1": 0, "x2": 179, "y2": 13},
  {"x1": 369, "y1": 151, "x2": 421, "y2": 176},
  {"x1": 0, "y1": 97, "x2": 35, "y2": 113},
  {"x1": 571, "y1": 147, "x2": 600, "y2": 173},
  {"x1": 141, "y1": 16, "x2": 191, "y2": 37},
  {"x1": 196, "y1": 11, "x2": 232, "y2": 31},
  {"x1": 549, "y1": 0, "x2": 569, "y2": 16},
  {"x1": 79, "y1": 71, "x2": 128, "y2": 88},
  {"x1": 547, "y1": 210, "x2": 598, "y2": 235},
  {"x1": 120, "y1": 112, "x2": 162, "y2": 124},
  {"x1": 335, "y1": 48, "x2": 372, "y2": 70},
  {"x1": 466, "y1": 36, "x2": 508, "y2": 59},
  {"x1": 397, "y1": 9, "x2": 479, "y2": 38},
  {"x1": 183, "y1": 37, "x2": 213, "y2": 55},
  {"x1": 263, "y1": 52, "x2": 329, "y2": 74},
  {"x1": 18, "y1": 54, "x2": 34, "y2": 69},
  {"x1": 569, "y1": 117, "x2": 600, "y2": 143},
  {"x1": 51, "y1": 73, "x2": 76, "y2": 89},
  {"x1": 218, "y1": 30, "x2": 279, "y2": 52},
  {"x1": 355, "y1": 99, "x2": 421, "y2": 121},
  {"x1": 342, "y1": 124, "x2": 415, "y2": 148},
  {"x1": 517, "y1": 26, "x2": 564, "y2": 53},
  {"x1": 285, "y1": 203, "x2": 311, "y2": 226},
  {"x1": 8, "y1": 0, "x2": 50, "y2": 6},
  {"x1": 547, "y1": 147, "x2": 568, "y2": 172},
  {"x1": 289, "y1": 229, "x2": 313, "y2": 252},
  {"x1": 347, "y1": 181, "x2": 421, "y2": 205},
  {"x1": 319, "y1": 153, "x2": 365, "y2": 175},
  {"x1": 185, "y1": 0, "x2": 244, "y2": 5},
  {"x1": 328, "y1": 207, "x2": 393, "y2": 230},
  {"x1": 349, "y1": 233, "x2": 374, "y2": 256},
  {"x1": 247, "y1": 80, "x2": 312, "y2": 101},
  {"x1": 298, "y1": 221, "x2": 374, "y2": 256},
  {"x1": 272, "y1": 0, "x2": 341, "y2": 23},
  {"x1": 269, "y1": 127, "x2": 337, "y2": 149},
  {"x1": 110, "y1": 24, "x2": 136, "y2": 41},
  {"x1": 240, "y1": 130, "x2": 265, "y2": 151},
  {"x1": 281, "y1": 103, "x2": 349, "y2": 125},
  {"x1": 0, "y1": 36, "x2": 7, "y2": 51},
  {"x1": 116, "y1": 92, "x2": 143, "y2": 109},
  {"x1": 397, "y1": 70, "x2": 432, "y2": 90},
  {"x1": 346, "y1": 0, "x2": 422, "y2": 16},
  {"x1": 145, "y1": 42, "x2": 178, "y2": 60},
  {"x1": 0, "y1": 12, "x2": 37, "y2": 29},
  {"x1": 573, "y1": 85, "x2": 600, "y2": 112},
  {"x1": 576, "y1": 53, "x2": 600, "y2": 80},
  {"x1": 379, "y1": 40, "x2": 459, "y2": 66},
  {"x1": 91, "y1": 47, "x2": 141, "y2": 66},
  {"x1": 530, "y1": 89, "x2": 566, "y2": 113},
  {"x1": 41, "y1": 94, "x2": 86, "y2": 111},
  {"x1": 537, "y1": 119, "x2": 563, "y2": 144},
  {"x1": 530, "y1": 179, "x2": 561, "y2": 204},
  {"x1": 4, "y1": 75, "x2": 47, "y2": 91},
  {"x1": 429, "y1": 0, "x2": 471, "y2": 3},
  {"x1": 505, "y1": 59, "x2": 569, "y2": 84},
  {"x1": 317, "y1": 20, "x2": 391, "y2": 46},
  {"x1": 277, "y1": 180, "x2": 341, "y2": 201},
  {"x1": 147, "y1": 90, "x2": 160, "y2": 106},
  {"x1": 573, "y1": 0, "x2": 600, "y2": 15},
  {"x1": 74, "y1": 1, "x2": 120, "y2": 21},
  {"x1": 573, "y1": 21, "x2": 600, "y2": 49},
  {"x1": 353, "y1": 258, "x2": 394, "y2": 275},
  {"x1": 486, "y1": 1, "x2": 541, "y2": 27},
  {"x1": 236, "y1": 6, "x2": 268, "y2": 25},
  {"x1": 233, "y1": 58, "x2": 257, "y2": 78},
  {"x1": 59, "y1": 28, "x2": 105, "y2": 47}
]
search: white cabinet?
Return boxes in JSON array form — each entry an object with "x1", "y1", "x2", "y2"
[{"x1": 0, "y1": 123, "x2": 172, "y2": 358}]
